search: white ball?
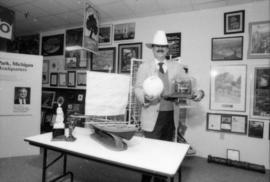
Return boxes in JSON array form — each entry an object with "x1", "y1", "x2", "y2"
[{"x1": 143, "y1": 76, "x2": 164, "y2": 98}]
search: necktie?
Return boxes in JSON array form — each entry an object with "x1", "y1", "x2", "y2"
[{"x1": 158, "y1": 62, "x2": 164, "y2": 74}]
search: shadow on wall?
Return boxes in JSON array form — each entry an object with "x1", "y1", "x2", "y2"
[{"x1": 186, "y1": 101, "x2": 206, "y2": 128}]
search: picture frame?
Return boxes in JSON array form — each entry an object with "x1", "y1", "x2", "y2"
[
  {"x1": 42, "y1": 60, "x2": 49, "y2": 84},
  {"x1": 58, "y1": 72, "x2": 67, "y2": 87},
  {"x1": 91, "y1": 47, "x2": 116, "y2": 72},
  {"x1": 250, "y1": 65, "x2": 270, "y2": 120},
  {"x1": 41, "y1": 91, "x2": 56, "y2": 109},
  {"x1": 77, "y1": 72, "x2": 86, "y2": 86},
  {"x1": 247, "y1": 21, "x2": 270, "y2": 59},
  {"x1": 166, "y1": 32, "x2": 181, "y2": 59},
  {"x1": 42, "y1": 34, "x2": 64, "y2": 56},
  {"x1": 248, "y1": 120, "x2": 264, "y2": 138},
  {"x1": 227, "y1": 149, "x2": 240, "y2": 161},
  {"x1": 99, "y1": 24, "x2": 113, "y2": 46},
  {"x1": 66, "y1": 27, "x2": 83, "y2": 47},
  {"x1": 224, "y1": 10, "x2": 245, "y2": 34},
  {"x1": 50, "y1": 73, "x2": 58, "y2": 87},
  {"x1": 67, "y1": 71, "x2": 76, "y2": 87},
  {"x1": 114, "y1": 22, "x2": 135, "y2": 41},
  {"x1": 211, "y1": 36, "x2": 243, "y2": 60},
  {"x1": 206, "y1": 113, "x2": 247, "y2": 134},
  {"x1": 65, "y1": 50, "x2": 90, "y2": 69},
  {"x1": 118, "y1": 42, "x2": 142, "y2": 73},
  {"x1": 210, "y1": 65, "x2": 246, "y2": 112}
]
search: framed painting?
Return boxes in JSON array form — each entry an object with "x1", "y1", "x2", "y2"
[
  {"x1": 67, "y1": 71, "x2": 76, "y2": 87},
  {"x1": 50, "y1": 73, "x2": 58, "y2": 87},
  {"x1": 118, "y1": 42, "x2": 142, "y2": 73},
  {"x1": 42, "y1": 34, "x2": 64, "y2": 56},
  {"x1": 250, "y1": 65, "x2": 270, "y2": 120},
  {"x1": 77, "y1": 72, "x2": 87, "y2": 86},
  {"x1": 91, "y1": 47, "x2": 116, "y2": 72},
  {"x1": 41, "y1": 91, "x2": 56, "y2": 109},
  {"x1": 224, "y1": 10, "x2": 245, "y2": 34},
  {"x1": 248, "y1": 120, "x2": 264, "y2": 139},
  {"x1": 114, "y1": 22, "x2": 135, "y2": 41},
  {"x1": 99, "y1": 24, "x2": 113, "y2": 46},
  {"x1": 210, "y1": 65, "x2": 246, "y2": 111},
  {"x1": 42, "y1": 60, "x2": 49, "y2": 84},
  {"x1": 58, "y1": 72, "x2": 67, "y2": 87},
  {"x1": 66, "y1": 27, "x2": 83, "y2": 47},
  {"x1": 211, "y1": 36, "x2": 243, "y2": 60},
  {"x1": 247, "y1": 21, "x2": 270, "y2": 59}
]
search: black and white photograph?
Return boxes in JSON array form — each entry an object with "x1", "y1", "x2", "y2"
[
  {"x1": 248, "y1": 120, "x2": 264, "y2": 138},
  {"x1": 211, "y1": 36, "x2": 243, "y2": 60},
  {"x1": 224, "y1": 10, "x2": 245, "y2": 34},
  {"x1": 14, "y1": 87, "x2": 31, "y2": 105},
  {"x1": 248, "y1": 21, "x2": 270, "y2": 59},
  {"x1": 1, "y1": 1, "x2": 270, "y2": 182},
  {"x1": 114, "y1": 22, "x2": 135, "y2": 41},
  {"x1": 42, "y1": 34, "x2": 64, "y2": 56}
]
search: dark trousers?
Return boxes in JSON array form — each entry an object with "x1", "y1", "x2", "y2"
[{"x1": 142, "y1": 111, "x2": 175, "y2": 182}]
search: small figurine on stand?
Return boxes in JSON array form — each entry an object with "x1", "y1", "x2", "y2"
[
  {"x1": 66, "y1": 118, "x2": 76, "y2": 142},
  {"x1": 52, "y1": 104, "x2": 66, "y2": 140}
]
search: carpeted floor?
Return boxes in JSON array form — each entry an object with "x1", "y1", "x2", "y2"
[{"x1": 0, "y1": 150, "x2": 269, "y2": 182}]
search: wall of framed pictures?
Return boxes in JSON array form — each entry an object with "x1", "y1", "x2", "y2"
[{"x1": 26, "y1": 0, "x2": 270, "y2": 169}]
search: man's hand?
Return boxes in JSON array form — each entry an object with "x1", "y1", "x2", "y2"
[
  {"x1": 192, "y1": 90, "x2": 205, "y2": 102},
  {"x1": 143, "y1": 94, "x2": 160, "y2": 107}
]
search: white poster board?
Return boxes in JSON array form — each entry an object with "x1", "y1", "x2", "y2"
[
  {"x1": 0, "y1": 52, "x2": 43, "y2": 158},
  {"x1": 85, "y1": 71, "x2": 130, "y2": 116}
]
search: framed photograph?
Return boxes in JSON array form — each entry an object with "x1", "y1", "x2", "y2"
[
  {"x1": 91, "y1": 47, "x2": 116, "y2": 72},
  {"x1": 50, "y1": 73, "x2": 58, "y2": 87},
  {"x1": 42, "y1": 34, "x2": 64, "y2": 56},
  {"x1": 250, "y1": 65, "x2": 270, "y2": 120},
  {"x1": 224, "y1": 10, "x2": 245, "y2": 34},
  {"x1": 58, "y1": 72, "x2": 67, "y2": 87},
  {"x1": 211, "y1": 36, "x2": 243, "y2": 60},
  {"x1": 41, "y1": 91, "x2": 55, "y2": 109},
  {"x1": 65, "y1": 50, "x2": 90, "y2": 69},
  {"x1": 227, "y1": 149, "x2": 240, "y2": 161},
  {"x1": 247, "y1": 21, "x2": 270, "y2": 59},
  {"x1": 66, "y1": 27, "x2": 83, "y2": 47},
  {"x1": 99, "y1": 24, "x2": 113, "y2": 45},
  {"x1": 118, "y1": 42, "x2": 142, "y2": 73},
  {"x1": 114, "y1": 22, "x2": 135, "y2": 41},
  {"x1": 67, "y1": 71, "x2": 76, "y2": 87},
  {"x1": 166, "y1": 32, "x2": 181, "y2": 59},
  {"x1": 206, "y1": 113, "x2": 247, "y2": 134},
  {"x1": 77, "y1": 72, "x2": 86, "y2": 86},
  {"x1": 210, "y1": 65, "x2": 246, "y2": 111},
  {"x1": 248, "y1": 120, "x2": 264, "y2": 138},
  {"x1": 42, "y1": 60, "x2": 49, "y2": 84}
]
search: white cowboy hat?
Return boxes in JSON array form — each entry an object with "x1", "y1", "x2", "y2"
[{"x1": 145, "y1": 30, "x2": 173, "y2": 48}]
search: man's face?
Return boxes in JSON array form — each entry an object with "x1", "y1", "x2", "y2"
[
  {"x1": 19, "y1": 89, "x2": 27, "y2": 99},
  {"x1": 152, "y1": 45, "x2": 169, "y2": 61}
]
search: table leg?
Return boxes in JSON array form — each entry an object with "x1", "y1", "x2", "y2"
[
  {"x1": 178, "y1": 167, "x2": 182, "y2": 182},
  {"x1": 42, "y1": 148, "x2": 47, "y2": 182}
]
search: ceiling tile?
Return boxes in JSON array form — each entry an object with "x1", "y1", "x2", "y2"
[
  {"x1": 12, "y1": 3, "x2": 48, "y2": 18},
  {"x1": 32, "y1": 0, "x2": 69, "y2": 15}
]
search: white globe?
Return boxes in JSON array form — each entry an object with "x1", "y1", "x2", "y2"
[{"x1": 143, "y1": 76, "x2": 164, "y2": 98}]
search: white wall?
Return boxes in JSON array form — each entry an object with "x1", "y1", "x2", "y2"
[{"x1": 101, "y1": 1, "x2": 269, "y2": 168}]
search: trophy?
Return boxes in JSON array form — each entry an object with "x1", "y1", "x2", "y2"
[{"x1": 66, "y1": 118, "x2": 76, "y2": 142}]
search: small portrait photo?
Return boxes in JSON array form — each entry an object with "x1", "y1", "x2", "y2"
[{"x1": 14, "y1": 87, "x2": 31, "y2": 105}]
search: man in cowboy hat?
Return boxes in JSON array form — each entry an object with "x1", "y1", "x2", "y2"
[{"x1": 135, "y1": 30, "x2": 204, "y2": 181}]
